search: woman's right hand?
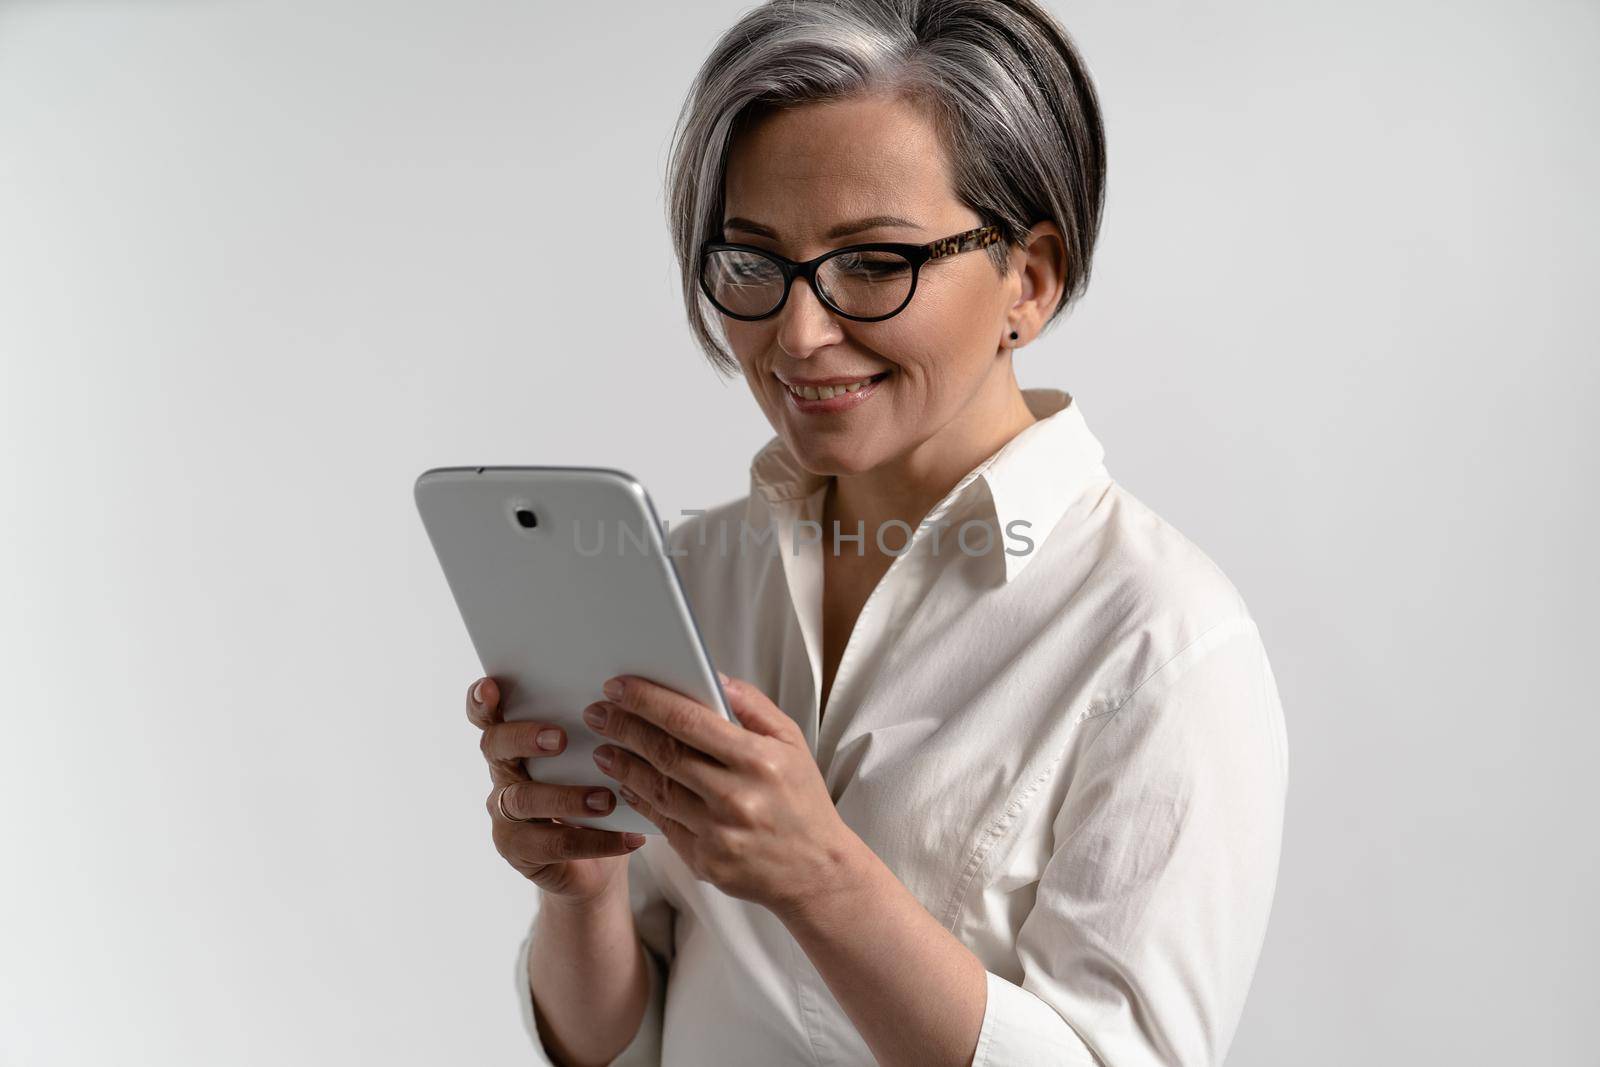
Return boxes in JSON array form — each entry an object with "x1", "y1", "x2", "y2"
[{"x1": 468, "y1": 675, "x2": 646, "y2": 904}]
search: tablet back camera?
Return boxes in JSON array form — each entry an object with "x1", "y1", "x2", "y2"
[{"x1": 514, "y1": 507, "x2": 538, "y2": 529}]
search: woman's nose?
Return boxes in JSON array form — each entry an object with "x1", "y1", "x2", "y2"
[{"x1": 774, "y1": 275, "x2": 844, "y2": 360}]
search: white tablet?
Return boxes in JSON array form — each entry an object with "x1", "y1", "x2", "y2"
[{"x1": 414, "y1": 465, "x2": 735, "y2": 836}]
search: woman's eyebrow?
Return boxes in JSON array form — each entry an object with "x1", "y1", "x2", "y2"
[{"x1": 722, "y1": 214, "x2": 924, "y2": 240}]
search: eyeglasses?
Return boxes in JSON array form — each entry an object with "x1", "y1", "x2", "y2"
[{"x1": 698, "y1": 224, "x2": 1004, "y2": 323}]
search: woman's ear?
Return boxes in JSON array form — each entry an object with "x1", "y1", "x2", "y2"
[{"x1": 1007, "y1": 220, "x2": 1068, "y2": 345}]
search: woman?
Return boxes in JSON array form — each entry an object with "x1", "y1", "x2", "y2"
[{"x1": 469, "y1": 1, "x2": 1287, "y2": 1064}]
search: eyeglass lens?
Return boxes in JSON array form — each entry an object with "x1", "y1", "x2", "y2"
[{"x1": 702, "y1": 249, "x2": 915, "y2": 319}]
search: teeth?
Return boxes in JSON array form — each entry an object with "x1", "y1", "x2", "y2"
[{"x1": 786, "y1": 376, "x2": 876, "y2": 401}]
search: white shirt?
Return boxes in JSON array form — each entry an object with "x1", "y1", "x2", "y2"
[{"x1": 515, "y1": 388, "x2": 1288, "y2": 1066}]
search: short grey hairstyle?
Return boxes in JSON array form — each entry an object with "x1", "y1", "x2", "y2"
[{"x1": 664, "y1": 0, "x2": 1108, "y2": 375}]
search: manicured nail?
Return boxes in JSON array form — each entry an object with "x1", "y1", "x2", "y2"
[
  {"x1": 583, "y1": 703, "x2": 608, "y2": 730},
  {"x1": 585, "y1": 789, "x2": 613, "y2": 812},
  {"x1": 592, "y1": 747, "x2": 614, "y2": 772},
  {"x1": 624, "y1": 833, "x2": 646, "y2": 849},
  {"x1": 603, "y1": 678, "x2": 625, "y2": 701},
  {"x1": 472, "y1": 680, "x2": 486, "y2": 706},
  {"x1": 536, "y1": 728, "x2": 562, "y2": 751}
]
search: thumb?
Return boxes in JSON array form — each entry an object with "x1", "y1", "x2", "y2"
[{"x1": 719, "y1": 673, "x2": 792, "y2": 738}]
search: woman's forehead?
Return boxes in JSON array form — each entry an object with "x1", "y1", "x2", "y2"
[
  {"x1": 723, "y1": 97, "x2": 956, "y2": 236},
  {"x1": 728, "y1": 93, "x2": 945, "y2": 177}
]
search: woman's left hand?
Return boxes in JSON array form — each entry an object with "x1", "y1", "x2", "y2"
[{"x1": 584, "y1": 673, "x2": 858, "y2": 920}]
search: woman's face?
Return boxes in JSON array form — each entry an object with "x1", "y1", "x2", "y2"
[{"x1": 719, "y1": 91, "x2": 1031, "y2": 478}]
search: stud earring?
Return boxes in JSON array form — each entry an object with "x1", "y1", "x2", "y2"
[{"x1": 1009, "y1": 331, "x2": 1019, "y2": 341}]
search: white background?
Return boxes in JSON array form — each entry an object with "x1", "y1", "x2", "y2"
[{"x1": 2, "y1": 1, "x2": 1595, "y2": 1063}]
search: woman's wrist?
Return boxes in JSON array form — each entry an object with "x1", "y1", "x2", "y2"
[
  {"x1": 541, "y1": 864, "x2": 632, "y2": 918},
  {"x1": 771, "y1": 826, "x2": 876, "y2": 932}
]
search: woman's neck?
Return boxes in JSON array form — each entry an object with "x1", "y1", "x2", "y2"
[{"x1": 824, "y1": 375, "x2": 1038, "y2": 552}]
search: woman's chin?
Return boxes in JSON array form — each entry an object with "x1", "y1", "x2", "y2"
[{"x1": 784, "y1": 436, "x2": 887, "y2": 479}]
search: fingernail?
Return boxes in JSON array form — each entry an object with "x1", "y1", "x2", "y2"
[
  {"x1": 624, "y1": 833, "x2": 646, "y2": 848},
  {"x1": 583, "y1": 703, "x2": 608, "y2": 730},
  {"x1": 472, "y1": 680, "x2": 486, "y2": 706},
  {"x1": 592, "y1": 747, "x2": 614, "y2": 772},
  {"x1": 603, "y1": 678, "x2": 625, "y2": 701},
  {"x1": 536, "y1": 728, "x2": 562, "y2": 751},
  {"x1": 717, "y1": 671, "x2": 731, "y2": 687},
  {"x1": 618, "y1": 784, "x2": 639, "y2": 804},
  {"x1": 585, "y1": 789, "x2": 613, "y2": 812}
]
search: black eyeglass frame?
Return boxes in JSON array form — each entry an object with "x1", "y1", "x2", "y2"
[{"x1": 698, "y1": 224, "x2": 1006, "y2": 323}]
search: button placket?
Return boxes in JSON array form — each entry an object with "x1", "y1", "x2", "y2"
[
  {"x1": 765, "y1": 487, "x2": 828, "y2": 756},
  {"x1": 814, "y1": 488, "x2": 991, "y2": 787}
]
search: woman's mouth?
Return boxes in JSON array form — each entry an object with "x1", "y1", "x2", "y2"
[{"x1": 779, "y1": 370, "x2": 892, "y2": 415}]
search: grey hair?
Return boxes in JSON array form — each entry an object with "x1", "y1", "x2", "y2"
[{"x1": 663, "y1": 0, "x2": 1108, "y2": 375}]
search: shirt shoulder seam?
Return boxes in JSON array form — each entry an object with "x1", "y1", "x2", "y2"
[{"x1": 1083, "y1": 613, "x2": 1258, "y2": 724}]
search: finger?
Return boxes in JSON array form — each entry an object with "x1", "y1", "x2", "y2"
[
  {"x1": 601, "y1": 675, "x2": 752, "y2": 767},
  {"x1": 595, "y1": 743, "x2": 713, "y2": 834},
  {"x1": 481, "y1": 721, "x2": 568, "y2": 762},
  {"x1": 491, "y1": 780, "x2": 619, "y2": 822},
  {"x1": 479, "y1": 732, "x2": 534, "y2": 790},
  {"x1": 585, "y1": 700, "x2": 738, "y2": 797},
  {"x1": 719, "y1": 675, "x2": 801, "y2": 742},
  {"x1": 500, "y1": 817, "x2": 647, "y2": 862},
  {"x1": 612, "y1": 778, "x2": 695, "y2": 854},
  {"x1": 466, "y1": 676, "x2": 503, "y2": 730},
  {"x1": 469, "y1": 680, "x2": 532, "y2": 786}
]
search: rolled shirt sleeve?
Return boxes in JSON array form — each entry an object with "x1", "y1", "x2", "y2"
[
  {"x1": 972, "y1": 615, "x2": 1289, "y2": 1067},
  {"x1": 513, "y1": 846, "x2": 677, "y2": 1066}
]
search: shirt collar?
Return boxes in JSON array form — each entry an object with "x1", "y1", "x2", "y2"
[{"x1": 745, "y1": 387, "x2": 1108, "y2": 583}]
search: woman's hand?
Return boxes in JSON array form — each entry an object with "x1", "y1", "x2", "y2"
[
  {"x1": 467, "y1": 675, "x2": 646, "y2": 905},
  {"x1": 583, "y1": 673, "x2": 860, "y2": 921}
]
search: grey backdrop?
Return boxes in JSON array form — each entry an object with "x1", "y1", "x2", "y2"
[{"x1": 2, "y1": 1, "x2": 1595, "y2": 1064}]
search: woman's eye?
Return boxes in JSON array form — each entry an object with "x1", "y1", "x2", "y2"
[
  {"x1": 834, "y1": 253, "x2": 910, "y2": 278},
  {"x1": 731, "y1": 260, "x2": 780, "y2": 282}
]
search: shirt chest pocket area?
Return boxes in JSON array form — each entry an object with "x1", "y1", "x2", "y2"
[{"x1": 826, "y1": 729, "x2": 1068, "y2": 926}]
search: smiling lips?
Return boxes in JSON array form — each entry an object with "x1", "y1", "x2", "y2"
[
  {"x1": 777, "y1": 370, "x2": 891, "y2": 413},
  {"x1": 782, "y1": 375, "x2": 876, "y2": 401},
  {"x1": 774, "y1": 369, "x2": 889, "y2": 398}
]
